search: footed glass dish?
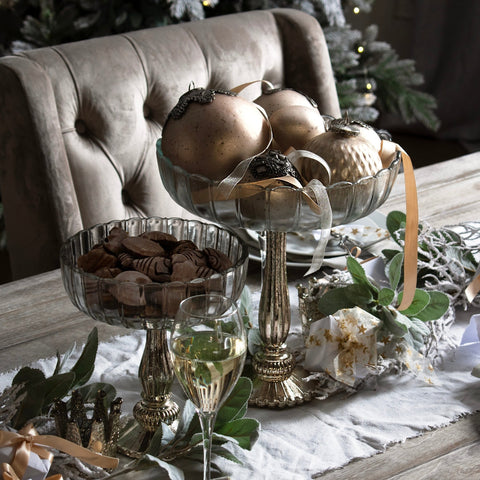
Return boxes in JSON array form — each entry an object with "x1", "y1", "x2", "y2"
[
  {"x1": 60, "y1": 216, "x2": 248, "y2": 455},
  {"x1": 158, "y1": 146, "x2": 401, "y2": 230},
  {"x1": 157, "y1": 142, "x2": 401, "y2": 407}
]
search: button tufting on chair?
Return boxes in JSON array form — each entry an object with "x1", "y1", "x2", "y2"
[
  {"x1": 143, "y1": 104, "x2": 151, "y2": 119},
  {"x1": 75, "y1": 119, "x2": 87, "y2": 135},
  {"x1": 122, "y1": 189, "x2": 132, "y2": 207}
]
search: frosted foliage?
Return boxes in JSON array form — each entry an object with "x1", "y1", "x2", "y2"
[
  {"x1": 394, "y1": 221, "x2": 480, "y2": 358},
  {"x1": 317, "y1": 0, "x2": 346, "y2": 26},
  {"x1": 395, "y1": 222, "x2": 480, "y2": 309},
  {"x1": 169, "y1": 0, "x2": 207, "y2": 20}
]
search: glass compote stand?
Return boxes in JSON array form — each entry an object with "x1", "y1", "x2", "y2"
[
  {"x1": 157, "y1": 141, "x2": 402, "y2": 408},
  {"x1": 60, "y1": 217, "x2": 249, "y2": 456}
]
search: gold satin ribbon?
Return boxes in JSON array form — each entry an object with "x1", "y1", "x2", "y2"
[
  {"x1": 397, "y1": 149, "x2": 419, "y2": 311},
  {"x1": 380, "y1": 141, "x2": 418, "y2": 311},
  {"x1": 0, "y1": 424, "x2": 118, "y2": 480}
]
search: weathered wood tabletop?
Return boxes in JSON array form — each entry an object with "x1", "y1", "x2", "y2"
[{"x1": 1, "y1": 151, "x2": 479, "y2": 479}]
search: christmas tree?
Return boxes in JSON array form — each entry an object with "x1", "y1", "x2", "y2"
[{"x1": 0, "y1": 0, "x2": 439, "y2": 131}]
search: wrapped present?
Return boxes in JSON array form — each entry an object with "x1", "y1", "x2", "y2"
[
  {"x1": 0, "y1": 425, "x2": 53, "y2": 480},
  {"x1": 0, "y1": 423, "x2": 118, "y2": 480},
  {"x1": 0, "y1": 446, "x2": 51, "y2": 480},
  {"x1": 304, "y1": 307, "x2": 380, "y2": 386}
]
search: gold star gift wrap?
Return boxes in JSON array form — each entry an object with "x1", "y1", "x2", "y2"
[{"x1": 304, "y1": 307, "x2": 380, "y2": 386}]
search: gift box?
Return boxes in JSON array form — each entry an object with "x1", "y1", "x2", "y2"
[
  {"x1": 0, "y1": 445, "x2": 51, "y2": 480},
  {"x1": 304, "y1": 306, "x2": 380, "y2": 386},
  {"x1": 0, "y1": 425, "x2": 53, "y2": 480},
  {"x1": 0, "y1": 423, "x2": 118, "y2": 480}
]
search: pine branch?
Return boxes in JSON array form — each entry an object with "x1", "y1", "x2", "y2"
[{"x1": 369, "y1": 51, "x2": 440, "y2": 130}]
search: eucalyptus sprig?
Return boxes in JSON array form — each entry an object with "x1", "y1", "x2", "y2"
[
  {"x1": 10, "y1": 327, "x2": 116, "y2": 429},
  {"x1": 114, "y1": 377, "x2": 259, "y2": 479},
  {"x1": 317, "y1": 255, "x2": 449, "y2": 352}
]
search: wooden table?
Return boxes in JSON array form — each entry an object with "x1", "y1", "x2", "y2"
[{"x1": 1, "y1": 151, "x2": 480, "y2": 478}]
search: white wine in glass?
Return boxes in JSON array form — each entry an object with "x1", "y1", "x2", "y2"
[{"x1": 171, "y1": 294, "x2": 247, "y2": 480}]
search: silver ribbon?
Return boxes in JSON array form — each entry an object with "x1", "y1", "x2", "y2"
[{"x1": 301, "y1": 178, "x2": 332, "y2": 276}]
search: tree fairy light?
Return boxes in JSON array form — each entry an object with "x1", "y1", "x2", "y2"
[
  {"x1": 353, "y1": 6, "x2": 360, "y2": 14},
  {"x1": 357, "y1": 45, "x2": 364, "y2": 54}
]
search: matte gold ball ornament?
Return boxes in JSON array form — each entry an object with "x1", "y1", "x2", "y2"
[
  {"x1": 161, "y1": 87, "x2": 271, "y2": 181},
  {"x1": 254, "y1": 87, "x2": 325, "y2": 153},
  {"x1": 304, "y1": 117, "x2": 383, "y2": 184},
  {"x1": 269, "y1": 105, "x2": 326, "y2": 152}
]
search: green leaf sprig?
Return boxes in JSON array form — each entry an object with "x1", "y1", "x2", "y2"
[{"x1": 10, "y1": 327, "x2": 115, "y2": 429}]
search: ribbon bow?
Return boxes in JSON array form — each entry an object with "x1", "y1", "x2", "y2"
[{"x1": 0, "y1": 424, "x2": 118, "y2": 480}]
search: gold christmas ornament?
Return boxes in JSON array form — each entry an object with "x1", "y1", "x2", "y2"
[
  {"x1": 269, "y1": 105, "x2": 326, "y2": 152},
  {"x1": 254, "y1": 87, "x2": 317, "y2": 117},
  {"x1": 305, "y1": 119, "x2": 383, "y2": 184},
  {"x1": 161, "y1": 88, "x2": 271, "y2": 180}
]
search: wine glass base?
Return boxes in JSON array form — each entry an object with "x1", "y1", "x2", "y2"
[{"x1": 248, "y1": 366, "x2": 325, "y2": 408}]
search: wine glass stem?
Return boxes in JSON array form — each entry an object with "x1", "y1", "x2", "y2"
[{"x1": 199, "y1": 411, "x2": 216, "y2": 480}]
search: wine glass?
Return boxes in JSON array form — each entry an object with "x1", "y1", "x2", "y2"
[{"x1": 170, "y1": 294, "x2": 247, "y2": 480}]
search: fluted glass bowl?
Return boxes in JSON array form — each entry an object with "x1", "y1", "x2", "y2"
[
  {"x1": 60, "y1": 217, "x2": 249, "y2": 329},
  {"x1": 157, "y1": 141, "x2": 401, "y2": 230}
]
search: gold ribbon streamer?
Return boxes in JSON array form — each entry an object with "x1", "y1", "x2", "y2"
[
  {"x1": 466, "y1": 272, "x2": 480, "y2": 303},
  {"x1": 380, "y1": 141, "x2": 418, "y2": 310},
  {"x1": 396, "y1": 148, "x2": 419, "y2": 311},
  {"x1": 0, "y1": 424, "x2": 118, "y2": 480}
]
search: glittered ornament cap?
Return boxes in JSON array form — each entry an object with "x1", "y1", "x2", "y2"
[{"x1": 243, "y1": 150, "x2": 303, "y2": 184}]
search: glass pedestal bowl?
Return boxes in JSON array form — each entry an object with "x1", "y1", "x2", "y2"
[
  {"x1": 157, "y1": 142, "x2": 402, "y2": 408},
  {"x1": 60, "y1": 217, "x2": 248, "y2": 456}
]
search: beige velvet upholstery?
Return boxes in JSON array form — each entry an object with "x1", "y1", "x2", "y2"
[{"x1": 0, "y1": 8, "x2": 340, "y2": 280}]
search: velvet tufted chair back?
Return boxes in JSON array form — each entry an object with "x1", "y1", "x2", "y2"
[{"x1": 0, "y1": 8, "x2": 340, "y2": 280}]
